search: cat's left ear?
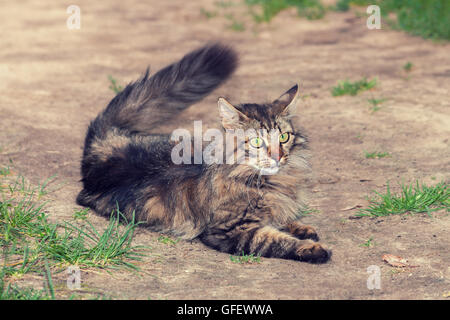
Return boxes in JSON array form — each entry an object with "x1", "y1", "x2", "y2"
[
  {"x1": 273, "y1": 84, "x2": 300, "y2": 117},
  {"x1": 218, "y1": 97, "x2": 248, "y2": 129}
]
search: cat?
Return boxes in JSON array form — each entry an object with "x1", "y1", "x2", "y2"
[{"x1": 77, "y1": 43, "x2": 331, "y2": 263}]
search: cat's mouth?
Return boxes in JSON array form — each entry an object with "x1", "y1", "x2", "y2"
[
  {"x1": 256, "y1": 159, "x2": 281, "y2": 175},
  {"x1": 259, "y1": 165, "x2": 279, "y2": 175}
]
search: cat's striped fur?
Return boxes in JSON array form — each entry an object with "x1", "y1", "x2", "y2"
[{"x1": 77, "y1": 43, "x2": 330, "y2": 263}]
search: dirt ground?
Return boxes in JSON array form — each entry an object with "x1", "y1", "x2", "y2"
[{"x1": 0, "y1": 0, "x2": 449, "y2": 299}]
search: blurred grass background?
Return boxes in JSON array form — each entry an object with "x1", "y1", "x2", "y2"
[{"x1": 245, "y1": 0, "x2": 450, "y2": 40}]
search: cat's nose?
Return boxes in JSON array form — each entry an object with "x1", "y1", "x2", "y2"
[{"x1": 268, "y1": 147, "x2": 282, "y2": 161}]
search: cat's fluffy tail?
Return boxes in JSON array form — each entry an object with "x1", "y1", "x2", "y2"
[{"x1": 98, "y1": 43, "x2": 238, "y2": 134}]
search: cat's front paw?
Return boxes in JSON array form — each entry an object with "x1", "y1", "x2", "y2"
[
  {"x1": 295, "y1": 241, "x2": 331, "y2": 264},
  {"x1": 287, "y1": 222, "x2": 319, "y2": 241}
]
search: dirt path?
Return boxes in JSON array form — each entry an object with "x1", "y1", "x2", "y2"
[{"x1": 1, "y1": 1, "x2": 449, "y2": 299}]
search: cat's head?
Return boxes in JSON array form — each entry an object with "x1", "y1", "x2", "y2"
[{"x1": 218, "y1": 84, "x2": 307, "y2": 175}]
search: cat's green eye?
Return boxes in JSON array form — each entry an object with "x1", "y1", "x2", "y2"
[
  {"x1": 249, "y1": 137, "x2": 264, "y2": 148},
  {"x1": 279, "y1": 132, "x2": 290, "y2": 144}
]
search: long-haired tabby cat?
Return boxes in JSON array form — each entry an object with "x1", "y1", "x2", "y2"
[{"x1": 77, "y1": 43, "x2": 331, "y2": 263}]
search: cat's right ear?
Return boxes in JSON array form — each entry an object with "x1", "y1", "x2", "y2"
[
  {"x1": 218, "y1": 97, "x2": 247, "y2": 129},
  {"x1": 273, "y1": 84, "x2": 300, "y2": 117}
]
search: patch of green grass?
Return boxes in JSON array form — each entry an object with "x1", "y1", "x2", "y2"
[
  {"x1": 230, "y1": 21, "x2": 245, "y2": 31},
  {"x1": 0, "y1": 193, "x2": 47, "y2": 246},
  {"x1": 387, "y1": 0, "x2": 450, "y2": 40},
  {"x1": 331, "y1": 78, "x2": 377, "y2": 96},
  {"x1": 224, "y1": 13, "x2": 246, "y2": 32},
  {"x1": 200, "y1": 8, "x2": 218, "y2": 19},
  {"x1": 1, "y1": 168, "x2": 149, "y2": 299},
  {"x1": 359, "y1": 236, "x2": 375, "y2": 247},
  {"x1": 367, "y1": 98, "x2": 386, "y2": 106},
  {"x1": 367, "y1": 98, "x2": 386, "y2": 112},
  {"x1": 45, "y1": 211, "x2": 147, "y2": 270},
  {"x1": 1, "y1": 203, "x2": 147, "y2": 275},
  {"x1": 215, "y1": 0, "x2": 236, "y2": 8},
  {"x1": 230, "y1": 251, "x2": 261, "y2": 264},
  {"x1": 364, "y1": 151, "x2": 390, "y2": 159},
  {"x1": 333, "y1": 0, "x2": 372, "y2": 12},
  {"x1": 334, "y1": 0, "x2": 351, "y2": 12},
  {"x1": 357, "y1": 181, "x2": 449, "y2": 217},
  {"x1": 335, "y1": 0, "x2": 450, "y2": 40},
  {"x1": 157, "y1": 235, "x2": 179, "y2": 245},
  {"x1": 230, "y1": 20, "x2": 246, "y2": 31},
  {"x1": 0, "y1": 259, "x2": 55, "y2": 300},
  {"x1": 0, "y1": 280, "x2": 52, "y2": 300},
  {"x1": 298, "y1": 205, "x2": 320, "y2": 218},
  {"x1": 1, "y1": 171, "x2": 61, "y2": 201},
  {"x1": 108, "y1": 75, "x2": 123, "y2": 94},
  {"x1": 0, "y1": 166, "x2": 11, "y2": 177},
  {"x1": 36, "y1": 175, "x2": 58, "y2": 199},
  {"x1": 369, "y1": 106, "x2": 381, "y2": 113},
  {"x1": 403, "y1": 62, "x2": 413, "y2": 72},
  {"x1": 246, "y1": 0, "x2": 325, "y2": 23},
  {"x1": 73, "y1": 208, "x2": 89, "y2": 221},
  {"x1": 43, "y1": 259, "x2": 55, "y2": 299}
]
